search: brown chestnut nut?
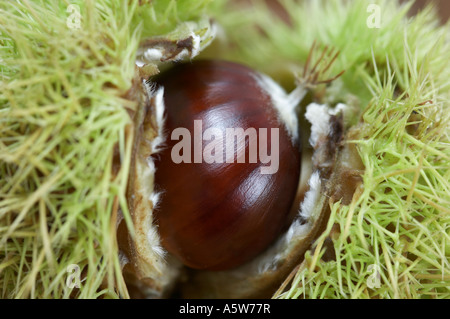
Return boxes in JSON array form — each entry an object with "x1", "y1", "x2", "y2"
[{"x1": 152, "y1": 60, "x2": 301, "y2": 271}]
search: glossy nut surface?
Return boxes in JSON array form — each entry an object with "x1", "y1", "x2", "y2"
[{"x1": 152, "y1": 60, "x2": 301, "y2": 270}]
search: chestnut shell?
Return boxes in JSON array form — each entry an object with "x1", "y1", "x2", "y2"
[{"x1": 152, "y1": 60, "x2": 301, "y2": 270}]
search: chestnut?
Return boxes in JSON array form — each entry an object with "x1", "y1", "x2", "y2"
[{"x1": 151, "y1": 60, "x2": 302, "y2": 270}]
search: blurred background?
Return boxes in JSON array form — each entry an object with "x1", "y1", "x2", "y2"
[
  {"x1": 402, "y1": 0, "x2": 450, "y2": 22},
  {"x1": 260, "y1": 0, "x2": 450, "y2": 24}
]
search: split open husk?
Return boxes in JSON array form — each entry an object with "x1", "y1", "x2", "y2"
[{"x1": 118, "y1": 66, "x2": 364, "y2": 297}]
